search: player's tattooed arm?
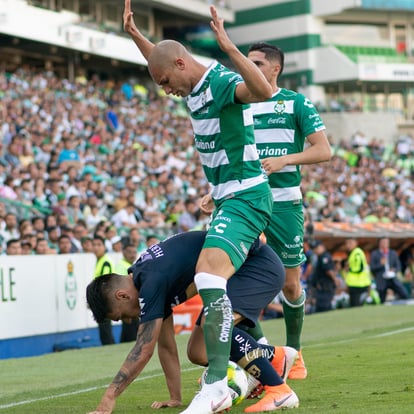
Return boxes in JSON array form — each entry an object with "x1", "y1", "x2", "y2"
[{"x1": 110, "y1": 319, "x2": 163, "y2": 396}]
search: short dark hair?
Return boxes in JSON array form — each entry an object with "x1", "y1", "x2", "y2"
[
  {"x1": 93, "y1": 235, "x2": 106, "y2": 245},
  {"x1": 86, "y1": 273, "x2": 121, "y2": 323},
  {"x1": 248, "y1": 42, "x2": 284, "y2": 76},
  {"x1": 6, "y1": 238, "x2": 20, "y2": 248}
]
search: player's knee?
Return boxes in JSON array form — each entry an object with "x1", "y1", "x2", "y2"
[
  {"x1": 187, "y1": 345, "x2": 207, "y2": 366},
  {"x1": 283, "y1": 278, "x2": 300, "y2": 297}
]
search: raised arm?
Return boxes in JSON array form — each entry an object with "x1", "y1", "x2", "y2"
[
  {"x1": 209, "y1": 6, "x2": 272, "y2": 103},
  {"x1": 87, "y1": 318, "x2": 163, "y2": 414},
  {"x1": 123, "y1": 0, "x2": 155, "y2": 60}
]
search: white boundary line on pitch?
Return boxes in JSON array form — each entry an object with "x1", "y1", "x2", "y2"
[
  {"x1": 1, "y1": 326, "x2": 413, "y2": 410},
  {"x1": 0, "y1": 366, "x2": 202, "y2": 410},
  {"x1": 306, "y1": 326, "x2": 414, "y2": 348}
]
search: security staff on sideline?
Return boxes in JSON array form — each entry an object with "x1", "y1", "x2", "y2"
[
  {"x1": 310, "y1": 240, "x2": 338, "y2": 312},
  {"x1": 344, "y1": 238, "x2": 371, "y2": 307},
  {"x1": 115, "y1": 243, "x2": 140, "y2": 342},
  {"x1": 93, "y1": 235, "x2": 115, "y2": 345}
]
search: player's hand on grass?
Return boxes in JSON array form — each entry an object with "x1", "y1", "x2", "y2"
[
  {"x1": 87, "y1": 395, "x2": 116, "y2": 414},
  {"x1": 151, "y1": 399, "x2": 182, "y2": 409}
]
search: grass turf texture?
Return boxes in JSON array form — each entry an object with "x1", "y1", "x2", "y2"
[{"x1": 1, "y1": 305, "x2": 413, "y2": 413}]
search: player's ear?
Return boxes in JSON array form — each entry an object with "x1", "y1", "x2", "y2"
[{"x1": 115, "y1": 289, "x2": 130, "y2": 300}]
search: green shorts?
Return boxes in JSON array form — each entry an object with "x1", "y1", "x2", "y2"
[
  {"x1": 204, "y1": 186, "x2": 272, "y2": 271},
  {"x1": 264, "y1": 200, "x2": 305, "y2": 268}
]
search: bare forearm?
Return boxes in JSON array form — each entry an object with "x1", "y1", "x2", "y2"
[
  {"x1": 123, "y1": 0, "x2": 154, "y2": 61},
  {"x1": 283, "y1": 139, "x2": 331, "y2": 166},
  {"x1": 157, "y1": 316, "x2": 182, "y2": 401},
  {"x1": 128, "y1": 27, "x2": 154, "y2": 61},
  {"x1": 109, "y1": 322, "x2": 156, "y2": 398},
  {"x1": 227, "y1": 48, "x2": 272, "y2": 100},
  {"x1": 159, "y1": 349, "x2": 181, "y2": 401}
]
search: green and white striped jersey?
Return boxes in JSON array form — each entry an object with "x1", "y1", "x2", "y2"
[
  {"x1": 186, "y1": 61, "x2": 268, "y2": 201},
  {"x1": 251, "y1": 88, "x2": 326, "y2": 202}
]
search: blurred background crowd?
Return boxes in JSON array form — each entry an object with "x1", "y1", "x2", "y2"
[
  {"x1": 1, "y1": 68, "x2": 414, "y2": 258},
  {"x1": 1, "y1": 67, "x2": 414, "y2": 311}
]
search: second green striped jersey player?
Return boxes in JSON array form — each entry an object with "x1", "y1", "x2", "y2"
[{"x1": 247, "y1": 42, "x2": 332, "y2": 380}]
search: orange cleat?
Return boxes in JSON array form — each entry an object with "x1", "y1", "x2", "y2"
[
  {"x1": 287, "y1": 350, "x2": 307, "y2": 380},
  {"x1": 270, "y1": 346, "x2": 298, "y2": 381},
  {"x1": 244, "y1": 383, "x2": 299, "y2": 412}
]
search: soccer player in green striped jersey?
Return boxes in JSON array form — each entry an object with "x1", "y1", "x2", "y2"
[
  {"x1": 122, "y1": 2, "x2": 273, "y2": 413},
  {"x1": 247, "y1": 42, "x2": 332, "y2": 383}
]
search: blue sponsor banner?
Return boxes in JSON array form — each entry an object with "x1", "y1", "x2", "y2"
[{"x1": 362, "y1": 0, "x2": 414, "y2": 10}]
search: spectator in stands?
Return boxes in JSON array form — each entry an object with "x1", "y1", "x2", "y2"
[
  {"x1": 111, "y1": 236, "x2": 123, "y2": 253},
  {"x1": 178, "y1": 198, "x2": 200, "y2": 233},
  {"x1": 81, "y1": 236, "x2": 94, "y2": 253},
  {"x1": 344, "y1": 238, "x2": 371, "y2": 307},
  {"x1": 5, "y1": 238, "x2": 21, "y2": 255},
  {"x1": 67, "y1": 195, "x2": 84, "y2": 224},
  {"x1": 369, "y1": 237, "x2": 408, "y2": 303},
  {"x1": 60, "y1": 225, "x2": 79, "y2": 253},
  {"x1": 83, "y1": 193, "x2": 106, "y2": 228},
  {"x1": 35, "y1": 237, "x2": 56, "y2": 254},
  {"x1": 145, "y1": 234, "x2": 160, "y2": 248},
  {"x1": 32, "y1": 216, "x2": 46, "y2": 236},
  {"x1": 127, "y1": 228, "x2": 146, "y2": 254},
  {"x1": 0, "y1": 212, "x2": 20, "y2": 249},
  {"x1": 111, "y1": 203, "x2": 140, "y2": 230},
  {"x1": 20, "y1": 239, "x2": 33, "y2": 255},
  {"x1": 57, "y1": 137, "x2": 81, "y2": 170},
  {"x1": 57, "y1": 234, "x2": 73, "y2": 254},
  {"x1": 21, "y1": 231, "x2": 37, "y2": 252},
  {"x1": 72, "y1": 222, "x2": 88, "y2": 252},
  {"x1": 46, "y1": 225, "x2": 60, "y2": 251}
]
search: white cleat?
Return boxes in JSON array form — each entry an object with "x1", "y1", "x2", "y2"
[{"x1": 180, "y1": 381, "x2": 232, "y2": 414}]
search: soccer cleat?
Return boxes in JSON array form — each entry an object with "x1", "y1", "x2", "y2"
[
  {"x1": 244, "y1": 384, "x2": 299, "y2": 412},
  {"x1": 245, "y1": 371, "x2": 264, "y2": 399},
  {"x1": 180, "y1": 382, "x2": 232, "y2": 414},
  {"x1": 271, "y1": 346, "x2": 299, "y2": 381},
  {"x1": 287, "y1": 350, "x2": 307, "y2": 380}
]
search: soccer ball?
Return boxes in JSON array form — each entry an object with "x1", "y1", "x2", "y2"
[{"x1": 200, "y1": 361, "x2": 249, "y2": 405}]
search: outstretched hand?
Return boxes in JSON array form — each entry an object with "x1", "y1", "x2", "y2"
[
  {"x1": 209, "y1": 6, "x2": 236, "y2": 54},
  {"x1": 151, "y1": 399, "x2": 182, "y2": 409},
  {"x1": 123, "y1": 0, "x2": 137, "y2": 35}
]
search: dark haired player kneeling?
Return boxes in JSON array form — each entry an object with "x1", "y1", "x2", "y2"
[{"x1": 86, "y1": 231, "x2": 299, "y2": 414}]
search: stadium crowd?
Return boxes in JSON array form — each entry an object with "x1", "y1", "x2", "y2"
[{"x1": 1, "y1": 67, "x2": 414, "y2": 259}]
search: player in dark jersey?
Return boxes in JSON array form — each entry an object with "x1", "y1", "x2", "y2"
[{"x1": 86, "y1": 231, "x2": 299, "y2": 414}]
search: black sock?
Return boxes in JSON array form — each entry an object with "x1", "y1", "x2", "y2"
[{"x1": 230, "y1": 326, "x2": 283, "y2": 386}]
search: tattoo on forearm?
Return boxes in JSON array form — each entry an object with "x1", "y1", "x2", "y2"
[
  {"x1": 127, "y1": 320, "x2": 156, "y2": 362},
  {"x1": 111, "y1": 320, "x2": 156, "y2": 393}
]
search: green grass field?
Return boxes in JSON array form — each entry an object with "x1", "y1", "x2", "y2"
[{"x1": 1, "y1": 305, "x2": 413, "y2": 413}]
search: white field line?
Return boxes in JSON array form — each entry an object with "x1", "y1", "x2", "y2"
[
  {"x1": 1, "y1": 326, "x2": 413, "y2": 410},
  {"x1": 306, "y1": 326, "x2": 414, "y2": 348},
  {"x1": 0, "y1": 366, "x2": 202, "y2": 410}
]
